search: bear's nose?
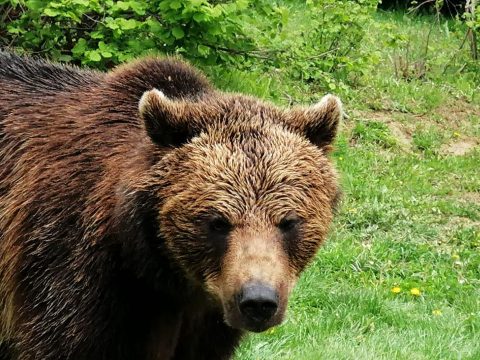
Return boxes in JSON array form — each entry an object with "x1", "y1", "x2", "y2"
[{"x1": 237, "y1": 282, "x2": 279, "y2": 323}]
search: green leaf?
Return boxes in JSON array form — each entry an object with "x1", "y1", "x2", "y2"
[
  {"x1": 116, "y1": 1, "x2": 130, "y2": 11},
  {"x1": 193, "y1": 13, "x2": 207, "y2": 22},
  {"x1": 6, "y1": 25, "x2": 23, "y2": 35},
  {"x1": 65, "y1": 11, "x2": 82, "y2": 23},
  {"x1": 130, "y1": 2, "x2": 146, "y2": 15},
  {"x1": 147, "y1": 18, "x2": 162, "y2": 32},
  {"x1": 72, "y1": 38, "x2": 87, "y2": 55},
  {"x1": 98, "y1": 41, "x2": 108, "y2": 51},
  {"x1": 90, "y1": 31, "x2": 105, "y2": 39},
  {"x1": 328, "y1": 82, "x2": 337, "y2": 90},
  {"x1": 207, "y1": 24, "x2": 221, "y2": 36},
  {"x1": 25, "y1": 0, "x2": 44, "y2": 11},
  {"x1": 58, "y1": 54, "x2": 73, "y2": 62},
  {"x1": 72, "y1": 0, "x2": 90, "y2": 6},
  {"x1": 172, "y1": 26, "x2": 185, "y2": 39},
  {"x1": 209, "y1": 6, "x2": 222, "y2": 18},
  {"x1": 190, "y1": 0, "x2": 205, "y2": 6},
  {"x1": 43, "y1": 8, "x2": 60, "y2": 17},
  {"x1": 105, "y1": 17, "x2": 119, "y2": 30},
  {"x1": 197, "y1": 44, "x2": 210, "y2": 56},
  {"x1": 119, "y1": 18, "x2": 139, "y2": 30},
  {"x1": 169, "y1": 1, "x2": 182, "y2": 10},
  {"x1": 88, "y1": 51, "x2": 102, "y2": 62}
]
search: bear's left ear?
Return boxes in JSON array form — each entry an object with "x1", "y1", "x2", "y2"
[
  {"x1": 287, "y1": 94, "x2": 343, "y2": 151},
  {"x1": 138, "y1": 89, "x2": 196, "y2": 147}
]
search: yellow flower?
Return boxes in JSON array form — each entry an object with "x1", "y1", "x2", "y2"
[
  {"x1": 391, "y1": 286, "x2": 401, "y2": 294},
  {"x1": 452, "y1": 254, "x2": 460, "y2": 260},
  {"x1": 267, "y1": 327, "x2": 276, "y2": 335},
  {"x1": 410, "y1": 288, "x2": 421, "y2": 296},
  {"x1": 432, "y1": 309, "x2": 442, "y2": 316},
  {"x1": 338, "y1": 156, "x2": 343, "y2": 161},
  {"x1": 453, "y1": 131, "x2": 461, "y2": 138}
]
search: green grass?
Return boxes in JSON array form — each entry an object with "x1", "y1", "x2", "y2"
[
  {"x1": 210, "y1": 8, "x2": 480, "y2": 360},
  {"x1": 206, "y1": 6, "x2": 479, "y2": 110}
]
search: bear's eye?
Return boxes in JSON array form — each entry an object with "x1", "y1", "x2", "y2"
[
  {"x1": 208, "y1": 215, "x2": 232, "y2": 234},
  {"x1": 278, "y1": 212, "x2": 301, "y2": 233}
]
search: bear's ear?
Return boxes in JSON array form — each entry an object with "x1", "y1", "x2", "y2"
[
  {"x1": 287, "y1": 94, "x2": 342, "y2": 151},
  {"x1": 138, "y1": 89, "x2": 194, "y2": 147}
]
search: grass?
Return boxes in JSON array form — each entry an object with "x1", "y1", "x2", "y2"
[{"x1": 205, "y1": 7, "x2": 480, "y2": 360}]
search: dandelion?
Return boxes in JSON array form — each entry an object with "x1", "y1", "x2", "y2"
[
  {"x1": 339, "y1": 156, "x2": 343, "y2": 161},
  {"x1": 453, "y1": 131, "x2": 461, "y2": 138},
  {"x1": 391, "y1": 286, "x2": 401, "y2": 294},
  {"x1": 410, "y1": 288, "x2": 421, "y2": 296},
  {"x1": 432, "y1": 309, "x2": 442, "y2": 316}
]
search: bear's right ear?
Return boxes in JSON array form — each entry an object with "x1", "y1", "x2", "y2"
[
  {"x1": 286, "y1": 94, "x2": 343, "y2": 152},
  {"x1": 138, "y1": 89, "x2": 194, "y2": 147}
]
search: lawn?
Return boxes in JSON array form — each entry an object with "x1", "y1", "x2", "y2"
[{"x1": 208, "y1": 8, "x2": 480, "y2": 360}]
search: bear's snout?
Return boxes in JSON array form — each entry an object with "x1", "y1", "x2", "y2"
[{"x1": 236, "y1": 281, "x2": 279, "y2": 328}]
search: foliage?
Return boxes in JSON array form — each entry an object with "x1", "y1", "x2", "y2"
[
  {"x1": 239, "y1": 0, "x2": 379, "y2": 93},
  {"x1": 0, "y1": 0, "x2": 383, "y2": 91},
  {"x1": 0, "y1": 0, "x2": 254, "y2": 67}
]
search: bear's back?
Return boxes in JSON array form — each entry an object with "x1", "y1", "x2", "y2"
[
  {"x1": 0, "y1": 52, "x2": 213, "y2": 142},
  {"x1": 0, "y1": 52, "x2": 212, "y2": 116},
  {"x1": 0, "y1": 51, "x2": 101, "y2": 95}
]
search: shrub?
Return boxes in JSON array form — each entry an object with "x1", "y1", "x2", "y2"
[
  {"x1": 0, "y1": 0, "x2": 254, "y2": 68},
  {"x1": 235, "y1": 0, "x2": 379, "y2": 93}
]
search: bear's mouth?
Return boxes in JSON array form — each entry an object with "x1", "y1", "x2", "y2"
[{"x1": 223, "y1": 281, "x2": 286, "y2": 332}]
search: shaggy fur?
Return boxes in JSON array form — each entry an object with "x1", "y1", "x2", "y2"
[{"x1": 0, "y1": 51, "x2": 341, "y2": 360}]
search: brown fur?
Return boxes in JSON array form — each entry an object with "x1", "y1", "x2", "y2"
[{"x1": 0, "y1": 51, "x2": 341, "y2": 359}]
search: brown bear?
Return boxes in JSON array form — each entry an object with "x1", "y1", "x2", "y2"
[{"x1": 0, "y1": 51, "x2": 342, "y2": 360}]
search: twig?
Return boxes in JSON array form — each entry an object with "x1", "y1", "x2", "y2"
[
  {"x1": 456, "y1": 62, "x2": 468, "y2": 72},
  {"x1": 202, "y1": 44, "x2": 271, "y2": 59},
  {"x1": 407, "y1": 0, "x2": 437, "y2": 14},
  {"x1": 441, "y1": 31, "x2": 470, "y2": 75}
]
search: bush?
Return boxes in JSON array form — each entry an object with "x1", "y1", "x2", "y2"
[
  {"x1": 0, "y1": 0, "x2": 255, "y2": 68},
  {"x1": 242, "y1": 0, "x2": 379, "y2": 92},
  {"x1": 0, "y1": 0, "x2": 381, "y2": 92}
]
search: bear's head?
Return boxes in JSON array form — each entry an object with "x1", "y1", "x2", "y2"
[{"x1": 137, "y1": 88, "x2": 341, "y2": 332}]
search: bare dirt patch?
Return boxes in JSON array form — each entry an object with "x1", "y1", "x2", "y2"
[
  {"x1": 459, "y1": 192, "x2": 480, "y2": 204},
  {"x1": 441, "y1": 139, "x2": 478, "y2": 156},
  {"x1": 443, "y1": 216, "x2": 480, "y2": 233},
  {"x1": 386, "y1": 122, "x2": 413, "y2": 151},
  {"x1": 436, "y1": 99, "x2": 479, "y2": 124}
]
